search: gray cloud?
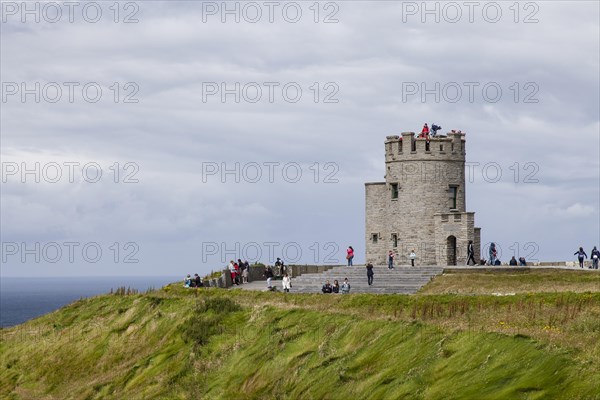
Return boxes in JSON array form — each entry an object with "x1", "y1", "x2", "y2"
[{"x1": 1, "y1": 1, "x2": 598, "y2": 276}]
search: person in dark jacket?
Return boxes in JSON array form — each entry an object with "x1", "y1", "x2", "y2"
[
  {"x1": 332, "y1": 280, "x2": 340, "y2": 293},
  {"x1": 574, "y1": 247, "x2": 587, "y2": 268},
  {"x1": 322, "y1": 280, "x2": 333, "y2": 293},
  {"x1": 466, "y1": 240, "x2": 476, "y2": 266},
  {"x1": 366, "y1": 263, "x2": 374, "y2": 286},
  {"x1": 264, "y1": 266, "x2": 274, "y2": 289},
  {"x1": 509, "y1": 256, "x2": 518, "y2": 266},
  {"x1": 275, "y1": 257, "x2": 285, "y2": 276},
  {"x1": 489, "y1": 243, "x2": 497, "y2": 266},
  {"x1": 518, "y1": 257, "x2": 527, "y2": 266}
]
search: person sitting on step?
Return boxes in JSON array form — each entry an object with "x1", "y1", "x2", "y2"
[
  {"x1": 341, "y1": 278, "x2": 351, "y2": 294},
  {"x1": 332, "y1": 279, "x2": 340, "y2": 293}
]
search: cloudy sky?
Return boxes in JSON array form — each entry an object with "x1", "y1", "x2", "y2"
[{"x1": 1, "y1": 1, "x2": 598, "y2": 277}]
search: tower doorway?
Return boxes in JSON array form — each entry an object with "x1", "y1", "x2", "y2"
[{"x1": 446, "y1": 236, "x2": 457, "y2": 265}]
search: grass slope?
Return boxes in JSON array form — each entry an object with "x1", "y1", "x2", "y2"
[{"x1": 1, "y1": 275, "x2": 599, "y2": 399}]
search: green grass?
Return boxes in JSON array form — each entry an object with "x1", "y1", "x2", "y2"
[
  {"x1": 419, "y1": 269, "x2": 600, "y2": 295},
  {"x1": 1, "y1": 279, "x2": 599, "y2": 399}
]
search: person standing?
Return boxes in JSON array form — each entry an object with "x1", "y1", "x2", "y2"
[
  {"x1": 347, "y1": 246, "x2": 354, "y2": 267},
  {"x1": 282, "y1": 273, "x2": 291, "y2": 293},
  {"x1": 275, "y1": 258, "x2": 284, "y2": 276},
  {"x1": 519, "y1": 257, "x2": 527, "y2": 266},
  {"x1": 237, "y1": 259, "x2": 246, "y2": 283},
  {"x1": 409, "y1": 250, "x2": 416, "y2": 267},
  {"x1": 574, "y1": 247, "x2": 587, "y2": 268},
  {"x1": 466, "y1": 240, "x2": 476, "y2": 266},
  {"x1": 233, "y1": 262, "x2": 240, "y2": 285},
  {"x1": 489, "y1": 243, "x2": 497, "y2": 266},
  {"x1": 228, "y1": 261, "x2": 237, "y2": 285},
  {"x1": 264, "y1": 265, "x2": 274, "y2": 289},
  {"x1": 388, "y1": 250, "x2": 395, "y2": 270},
  {"x1": 590, "y1": 246, "x2": 599, "y2": 270},
  {"x1": 242, "y1": 266, "x2": 249, "y2": 284},
  {"x1": 366, "y1": 263, "x2": 374, "y2": 286}
]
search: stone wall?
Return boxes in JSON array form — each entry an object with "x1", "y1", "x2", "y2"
[
  {"x1": 433, "y1": 212, "x2": 475, "y2": 265},
  {"x1": 474, "y1": 227, "x2": 481, "y2": 262},
  {"x1": 220, "y1": 265, "x2": 341, "y2": 288},
  {"x1": 365, "y1": 183, "x2": 389, "y2": 264}
]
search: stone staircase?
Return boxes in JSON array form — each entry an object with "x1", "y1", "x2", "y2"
[{"x1": 289, "y1": 265, "x2": 444, "y2": 294}]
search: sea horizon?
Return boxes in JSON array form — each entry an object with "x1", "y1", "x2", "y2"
[{"x1": 0, "y1": 276, "x2": 181, "y2": 328}]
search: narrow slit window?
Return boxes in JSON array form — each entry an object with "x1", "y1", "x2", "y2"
[
  {"x1": 449, "y1": 186, "x2": 458, "y2": 209},
  {"x1": 391, "y1": 233, "x2": 398, "y2": 248},
  {"x1": 391, "y1": 183, "x2": 399, "y2": 199},
  {"x1": 371, "y1": 233, "x2": 378, "y2": 244}
]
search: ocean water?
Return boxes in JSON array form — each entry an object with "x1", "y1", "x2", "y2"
[{"x1": 0, "y1": 276, "x2": 180, "y2": 328}]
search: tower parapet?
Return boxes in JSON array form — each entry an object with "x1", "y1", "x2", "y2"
[{"x1": 385, "y1": 132, "x2": 465, "y2": 163}]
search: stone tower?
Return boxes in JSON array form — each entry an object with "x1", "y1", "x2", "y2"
[{"x1": 365, "y1": 131, "x2": 481, "y2": 265}]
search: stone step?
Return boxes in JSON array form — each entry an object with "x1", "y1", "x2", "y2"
[
  {"x1": 291, "y1": 277, "x2": 436, "y2": 282},
  {"x1": 257, "y1": 265, "x2": 445, "y2": 294},
  {"x1": 288, "y1": 288, "x2": 421, "y2": 294}
]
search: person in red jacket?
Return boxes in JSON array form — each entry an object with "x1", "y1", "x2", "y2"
[{"x1": 420, "y1": 123, "x2": 429, "y2": 138}]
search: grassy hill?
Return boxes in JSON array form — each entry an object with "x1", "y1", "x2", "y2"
[{"x1": 1, "y1": 271, "x2": 600, "y2": 399}]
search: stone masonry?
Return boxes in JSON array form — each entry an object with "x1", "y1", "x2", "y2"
[{"x1": 365, "y1": 131, "x2": 481, "y2": 265}]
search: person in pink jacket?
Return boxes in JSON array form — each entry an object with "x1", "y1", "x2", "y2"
[{"x1": 346, "y1": 246, "x2": 354, "y2": 266}]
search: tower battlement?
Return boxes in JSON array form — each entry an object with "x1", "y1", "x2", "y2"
[{"x1": 384, "y1": 132, "x2": 466, "y2": 163}]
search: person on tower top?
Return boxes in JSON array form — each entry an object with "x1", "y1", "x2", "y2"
[{"x1": 420, "y1": 123, "x2": 429, "y2": 138}]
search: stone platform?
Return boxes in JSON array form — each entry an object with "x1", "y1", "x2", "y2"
[{"x1": 232, "y1": 264, "x2": 598, "y2": 294}]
